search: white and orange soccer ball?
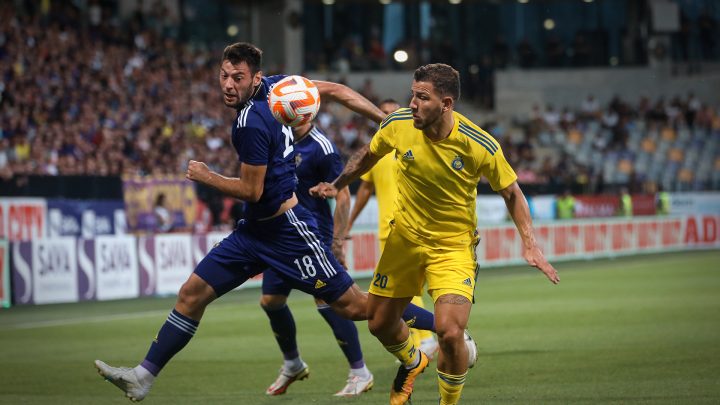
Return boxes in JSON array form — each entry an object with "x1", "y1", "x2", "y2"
[{"x1": 268, "y1": 75, "x2": 321, "y2": 127}]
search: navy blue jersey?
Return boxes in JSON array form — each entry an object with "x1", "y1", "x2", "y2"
[
  {"x1": 294, "y1": 126, "x2": 344, "y2": 245},
  {"x1": 231, "y1": 75, "x2": 296, "y2": 220}
]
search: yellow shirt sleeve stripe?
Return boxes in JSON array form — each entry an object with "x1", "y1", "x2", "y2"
[
  {"x1": 380, "y1": 108, "x2": 412, "y2": 129},
  {"x1": 380, "y1": 114, "x2": 413, "y2": 129},
  {"x1": 458, "y1": 122, "x2": 498, "y2": 152},
  {"x1": 458, "y1": 125, "x2": 497, "y2": 155}
]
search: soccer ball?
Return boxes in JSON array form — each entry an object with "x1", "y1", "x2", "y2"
[
  {"x1": 465, "y1": 330, "x2": 478, "y2": 368},
  {"x1": 268, "y1": 75, "x2": 321, "y2": 127}
]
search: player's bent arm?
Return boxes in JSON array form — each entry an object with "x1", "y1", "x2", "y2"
[
  {"x1": 498, "y1": 181, "x2": 560, "y2": 284},
  {"x1": 331, "y1": 186, "x2": 351, "y2": 267},
  {"x1": 313, "y1": 81, "x2": 386, "y2": 124},
  {"x1": 334, "y1": 145, "x2": 383, "y2": 190},
  {"x1": 187, "y1": 160, "x2": 266, "y2": 202},
  {"x1": 497, "y1": 181, "x2": 535, "y2": 249},
  {"x1": 348, "y1": 180, "x2": 375, "y2": 230},
  {"x1": 333, "y1": 186, "x2": 351, "y2": 241}
]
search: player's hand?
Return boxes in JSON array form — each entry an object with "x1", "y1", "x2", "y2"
[
  {"x1": 309, "y1": 182, "x2": 338, "y2": 199},
  {"x1": 523, "y1": 245, "x2": 560, "y2": 284},
  {"x1": 331, "y1": 238, "x2": 347, "y2": 268},
  {"x1": 186, "y1": 160, "x2": 211, "y2": 184}
]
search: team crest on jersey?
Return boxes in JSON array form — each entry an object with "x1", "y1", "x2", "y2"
[
  {"x1": 295, "y1": 153, "x2": 303, "y2": 167},
  {"x1": 452, "y1": 155, "x2": 464, "y2": 170}
]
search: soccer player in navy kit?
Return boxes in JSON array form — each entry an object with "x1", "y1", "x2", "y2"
[
  {"x1": 261, "y1": 122, "x2": 374, "y2": 397},
  {"x1": 94, "y1": 42, "x2": 436, "y2": 402}
]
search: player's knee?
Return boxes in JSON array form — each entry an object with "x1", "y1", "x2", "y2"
[
  {"x1": 176, "y1": 276, "x2": 215, "y2": 312},
  {"x1": 367, "y1": 313, "x2": 393, "y2": 337},
  {"x1": 260, "y1": 294, "x2": 287, "y2": 310},
  {"x1": 436, "y1": 324, "x2": 465, "y2": 351}
]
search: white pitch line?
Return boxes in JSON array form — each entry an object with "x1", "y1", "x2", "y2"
[{"x1": 2, "y1": 309, "x2": 170, "y2": 330}]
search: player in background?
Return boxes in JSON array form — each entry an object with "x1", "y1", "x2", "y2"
[
  {"x1": 311, "y1": 63, "x2": 560, "y2": 405},
  {"x1": 348, "y1": 98, "x2": 439, "y2": 359},
  {"x1": 93, "y1": 42, "x2": 437, "y2": 402},
  {"x1": 260, "y1": 121, "x2": 373, "y2": 397}
]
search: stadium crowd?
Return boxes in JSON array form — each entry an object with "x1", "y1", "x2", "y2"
[{"x1": 1, "y1": 2, "x2": 719, "y2": 193}]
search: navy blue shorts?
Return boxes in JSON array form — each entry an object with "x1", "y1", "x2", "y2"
[{"x1": 194, "y1": 205, "x2": 353, "y2": 304}]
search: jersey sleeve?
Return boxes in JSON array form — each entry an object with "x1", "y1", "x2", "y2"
[
  {"x1": 236, "y1": 126, "x2": 270, "y2": 165},
  {"x1": 369, "y1": 125, "x2": 395, "y2": 158},
  {"x1": 360, "y1": 169, "x2": 373, "y2": 183},
  {"x1": 479, "y1": 147, "x2": 518, "y2": 191},
  {"x1": 264, "y1": 74, "x2": 288, "y2": 87},
  {"x1": 317, "y1": 152, "x2": 344, "y2": 183}
]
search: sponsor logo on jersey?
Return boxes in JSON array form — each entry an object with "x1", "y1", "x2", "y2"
[{"x1": 402, "y1": 149, "x2": 415, "y2": 160}]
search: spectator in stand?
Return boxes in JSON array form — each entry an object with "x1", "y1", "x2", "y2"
[{"x1": 153, "y1": 193, "x2": 174, "y2": 233}]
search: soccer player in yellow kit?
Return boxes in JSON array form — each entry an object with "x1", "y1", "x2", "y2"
[
  {"x1": 311, "y1": 64, "x2": 559, "y2": 405},
  {"x1": 349, "y1": 99, "x2": 439, "y2": 359}
]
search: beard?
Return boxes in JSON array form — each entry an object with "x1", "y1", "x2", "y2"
[
  {"x1": 224, "y1": 82, "x2": 256, "y2": 109},
  {"x1": 413, "y1": 107, "x2": 443, "y2": 130}
]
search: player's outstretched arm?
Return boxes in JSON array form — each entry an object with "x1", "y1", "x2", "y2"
[
  {"x1": 310, "y1": 145, "x2": 382, "y2": 199},
  {"x1": 313, "y1": 81, "x2": 386, "y2": 124},
  {"x1": 348, "y1": 180, "x2": 375, "y2": 231},
  {"x1": 186, "y1": 160, "x2": 266, "y2": 202},
  {"x1": 498, "y1": 181, "x2": 560, "y2": 284}
]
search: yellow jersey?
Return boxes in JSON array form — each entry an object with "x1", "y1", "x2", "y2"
[
  {"x1": 369, "y1": 108, "x2": 517, "y2": 248},
  {"x1": 360, "y1": 153, "x2": 398, "y2": 241}
]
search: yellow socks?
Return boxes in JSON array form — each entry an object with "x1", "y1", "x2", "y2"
[
  {"x1": 437, "y1": 369, "x2": 466, "y2": 405},
  {"x1": 384, "y1": 336, "x2": 420, "y2": 369}
]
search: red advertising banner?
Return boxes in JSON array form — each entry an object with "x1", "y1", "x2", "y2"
[
  {"x1": 632, "y1": 195, "x2": 657, "y2": 216},
  {"x1": 0, "y1": 198, "x2": 47, "y2": 242}
]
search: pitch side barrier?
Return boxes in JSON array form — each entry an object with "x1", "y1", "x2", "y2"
[
  {"x1": 346, "y1": 215, "x2": 720, "y2": 271},
  {"x1": 5, "y1": 215, "x2": 718, "y2": 306}
]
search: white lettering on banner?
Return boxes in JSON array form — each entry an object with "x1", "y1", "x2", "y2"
[
  {"x1": 95, "y1": 235, "x2": 139, "y2": 300},
  {"x1": 114, "y1": 210, "x2": 127, "y2": 235},
  {"x1": 32, "y1": 238, "x2": 78, "y2": 304},
  {"x1": 155, "y1": 234, "x2": 192, "y2": 296}
]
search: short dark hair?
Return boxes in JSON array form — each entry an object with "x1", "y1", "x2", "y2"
[
  {"x1": 413, "y1": 63, "x2": 460, "y2": 101},
  {"x1": 222, "y1": 42, "x2": 263, "y2": 73}
]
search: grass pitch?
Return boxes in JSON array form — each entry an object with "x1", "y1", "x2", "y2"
[{"x1": 1, "y1": 250, "x2": 719, "y2": 404}]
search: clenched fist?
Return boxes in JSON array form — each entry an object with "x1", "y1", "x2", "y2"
[{"x1": 186, "y1": 160, "x2": 211, "y2": 184}]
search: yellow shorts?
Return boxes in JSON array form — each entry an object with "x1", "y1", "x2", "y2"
[{"x1": 368, "y1": 227, "x2": 479, "y2": 303}]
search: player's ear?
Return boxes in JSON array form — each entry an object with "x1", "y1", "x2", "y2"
[
  {"x1": 442, "y1": 96, "x2": 454, "y2": 113},
  {"x1": 253, "y1": 70, "x2": 263, "y2": 87}
]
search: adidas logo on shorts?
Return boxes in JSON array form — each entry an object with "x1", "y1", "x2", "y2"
[
  {"x1": 462, "y1": 278, "x2": 473, "y2": 286},
  {"x1": 315, "y1": 279, "x2": 326, "y2": 289}
]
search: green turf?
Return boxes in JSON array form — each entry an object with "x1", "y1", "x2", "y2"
[{"x1": 0, "y1": 250, "x2": 719, "y2": 404}]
